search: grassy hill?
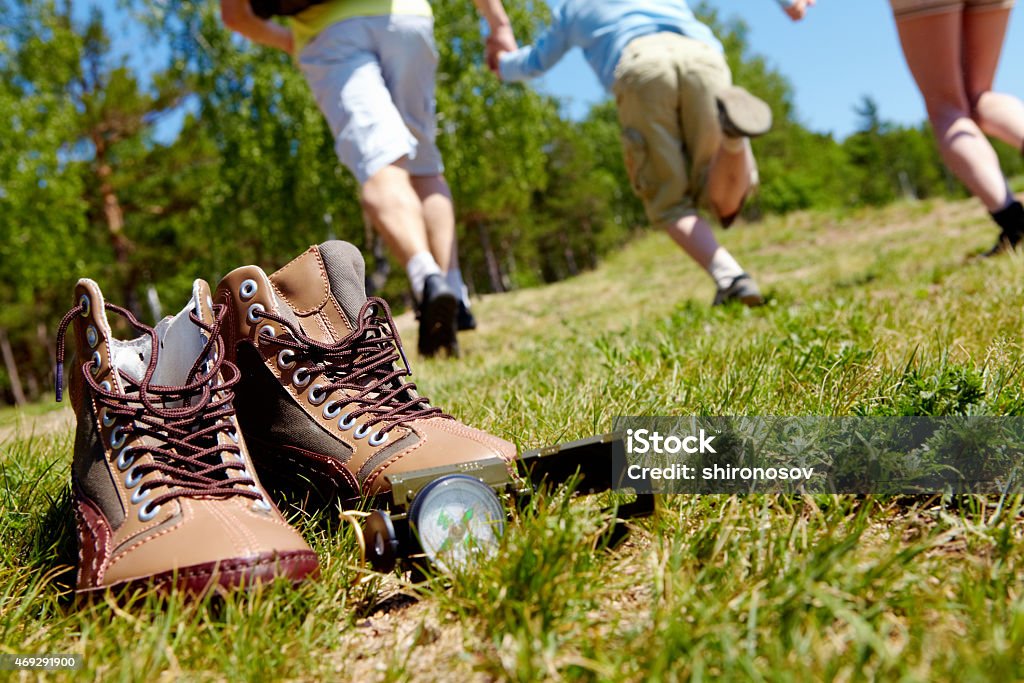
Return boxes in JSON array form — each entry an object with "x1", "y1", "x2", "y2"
[{"x1": 2, "y1": 198, "x2": 1023, "y2": 680}]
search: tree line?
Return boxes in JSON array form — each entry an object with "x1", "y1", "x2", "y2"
[{"x1": 1, "y1": 0, "x2": 1021, "y2": 405}]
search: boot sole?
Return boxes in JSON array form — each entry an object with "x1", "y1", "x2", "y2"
[
  {"x1": 73, "y1": 488, "x2": 320, "y2": 598},
  {"x1": 717, "y1": 86, "x2": 773, "y2": 138},
  {"x1": 75, "y1": 550, "x2": 320, "y2": 600}
]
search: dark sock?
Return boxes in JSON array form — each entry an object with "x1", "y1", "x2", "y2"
[
  {"x1": 990, "y1": 201, "x2": 1024, "y2": 251},
  {"x1": 991, "y1": 200, "x2": 1024, "y2": 234}
]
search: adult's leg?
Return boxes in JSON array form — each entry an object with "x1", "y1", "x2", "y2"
[
  {"x1": 895, "y1": 9, "x2": 1012, "y2": 211},
  {"x1": 410, "y1": 173, "x2": 475, "y2": 326},
  {"x1": 380, "y1": 15, "x2": 470, "y2": 339},
  {"x1": 298, "y1": 18, "x2": 442, "y2": 297},
  {"x1": 363, "y1": 165, "x2": 456, "y2": 356},
  {"x1": 963, "y1": 7, "x2": 1024, "y2": 150},
  {"x1": 410, "y1": 174, "x2": 455, "y2": 272},
  {"x1": 361, "y1": 164, "x2": 431, "y2": 266}
]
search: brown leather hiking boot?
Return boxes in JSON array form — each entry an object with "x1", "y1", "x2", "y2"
[
  {"x1": 56, "y1": 279, "x2": 319, "y2": 595},
  {"x1": 213, "y1": 241, "x2": 516, "y2": 510}
]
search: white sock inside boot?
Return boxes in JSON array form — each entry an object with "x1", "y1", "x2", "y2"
[
  {"x1": 110, "y1": 286, "x2": 208, "y2": 392},
  {"x1": 152, "y1": 299, "x2": 208, "y2": 388}
]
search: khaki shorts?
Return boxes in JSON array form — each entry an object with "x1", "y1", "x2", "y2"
[
  {"x1": 612, "y1": 32, "x2": 737, "y2": 227},
  {"x1": 890, "y1": 0, "x2": 1015, "y2": 19}
]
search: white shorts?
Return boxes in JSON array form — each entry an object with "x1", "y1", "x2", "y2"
[{"x1": 298, "y1": 15, "x2": 444, "y2": 184}]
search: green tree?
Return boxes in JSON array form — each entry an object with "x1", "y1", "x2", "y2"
[
  {"x1": 0, "y1": 0, "x2": 89, "y2": 403},
  {"x1": 70, "y1": 7, "x2": 190, "y2": 312}
]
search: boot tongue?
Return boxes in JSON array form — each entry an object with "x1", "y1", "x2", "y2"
[
  {"x1": 108, "y1": 280, "x2": 212, "y2": 400},
  {"x1": 149, "y1": 279, "x2": 214, "y2": 388},
  {"x1": 268, "y1": 241, "x2": 367, "y2": 343}
]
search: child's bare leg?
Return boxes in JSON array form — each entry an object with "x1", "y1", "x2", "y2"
[{"x1": 665, "y1": 214, "x2": 762, "y2": 305}]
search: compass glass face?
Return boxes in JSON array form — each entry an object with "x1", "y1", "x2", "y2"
[{"x1": 411, "y1": 475, "x2": 505, "y2": 571}]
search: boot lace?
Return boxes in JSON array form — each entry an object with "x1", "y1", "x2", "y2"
[
  {"x1": 253, "y1": 296, "x2": 449, "y2": 434},
  {"x1": 55, "y1": 301, "x2": 260, "y2": 508}
]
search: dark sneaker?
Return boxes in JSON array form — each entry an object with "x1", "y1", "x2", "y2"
[
  {"x1": 213, "y1": 241, "x2": 516, "y2": 507},
  {"x1": 982, "y1": 201, "x2": 1024, "y2": 258},
  {"x1": 413, "y1": 289, "x2": 476, "y2": 331},
  {"x1": 457, "y1": 299, "x2": 477, "y2": 331},
  {"x1": 418, "y1": 273, "x2": 458, "y2": 357},
  {"x1": 981, "y1": 231, "x2": 1022, "y2": 258},
  {"x1": 713, "y1": 274, "x2": 765, "y2": 307},
  {"x1": 717, "y1": 86, "x2": 773, "y2": 139},
  {"x1": 55, "y1": 279, "x2": 318, "y2": 594}
]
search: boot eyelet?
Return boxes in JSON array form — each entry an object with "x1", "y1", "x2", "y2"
[
  {"x1": 249, "y1": 486, "x2": 273, "y2": 512},
  {"x1": 293, "y1": 367, "x2": 311, "y2": 388},
  {"x1": 79, "y1": 294, "x2": 91, "y2": 317},
  {"x1": 125, "y1": 466, "x2": 144, "y2": 489},
  {"x1": 110, "y1": 426, "x2": 128, "y2": 449},
  {"x1": 130, "y1": 487, "x2": 149, "y2": 504},
  {"x1": 86, "y1": 326, "x2": 99, "y2": 348},
  {"x1": 258, "y1": 325, "x2": 275, "y2": 338},
  {"x1": 247, "y1": 303, "x2": 265, "y2": 324},
  {"x1": 368, "y1": 430, "x2": 388, "y2": 447},
  {"x1": 277, "y1": 350, "x2": 296, "y2": 370},
  {"x1": 239, "y1": 279, "x2": 258, "y2": 300},
  {"x1": 90, "y1": 351, "x2": 102, "y2": 375},
  {"x1": 101, "y1": 410, "x2": 116, "y2": 428},
  {"x1": 323, "y1": 401, "x2": 342, "y2": 419},
  {"x1": 354, "y1": 423, "x2": 372, "y2": 440},
  {"x1": 99, "y1": 381, "x2": 112, "y2": 392},
  {"x1": 116, "y1": 449, "x2": 135, "y2": 471},
  {"x1": 138, "y1": 501, "x2": 161, "y2": 522},
  {"x1": 308, "y1": 384, "x2": 327, "y2": 405},
  {"x1": 339, "y1": 413, "x2": 357, "y2": 431}
]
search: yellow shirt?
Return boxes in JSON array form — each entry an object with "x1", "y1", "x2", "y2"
[{"x1": 291, "y1": 1, "x2": 433, "y2": 54}]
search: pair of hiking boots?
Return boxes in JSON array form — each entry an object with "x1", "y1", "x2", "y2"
[{"x1": 56, "y1": 241, "x2": 516, "y2": 595}]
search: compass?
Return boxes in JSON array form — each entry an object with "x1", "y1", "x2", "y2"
[
  {"x1": 407, "y1": 474, "x2": 505, "y2": 571},
  {"x1": 356, "y1": 434, "x2": 654, "y2": 573}
]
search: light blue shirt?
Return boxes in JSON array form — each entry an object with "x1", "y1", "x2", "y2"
[{"x1": 499, "y1": 0, "x2": 791, "y2": 91}]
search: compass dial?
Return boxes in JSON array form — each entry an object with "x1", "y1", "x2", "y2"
[{"x1": 409, "y1": 474, "x2": 505, "y2": 571}]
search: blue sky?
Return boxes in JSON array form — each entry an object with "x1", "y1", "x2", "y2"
[
  {"x1": 80, "y1": 0, "x2": 1024, "y2": 141},
  {"x1": 535, "y1": 0, "x2": 1024, "y2": 138}
]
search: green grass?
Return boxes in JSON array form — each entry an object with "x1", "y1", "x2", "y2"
[
  {"x1": 0, "y1": 401, "x2": 69, "y2": 430},
  {"x1": 2, "y1": 198, "x2": 1023, "y2": 680}
]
